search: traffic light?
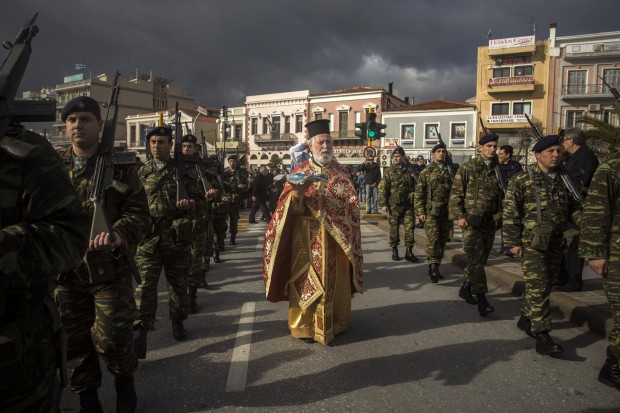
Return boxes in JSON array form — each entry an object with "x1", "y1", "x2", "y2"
[
  {"x1": 354, "y1": 121, "x2": 367, "y2": 141},
  {"x1": 367, "y1": 112, "x2": 386, "y2": 140}
]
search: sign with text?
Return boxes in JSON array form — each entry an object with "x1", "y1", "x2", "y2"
[
  {"x1": 486, "y1": 114, "x2": 527, "y2": 124},
  {"x1": 489, "y1": 35, "x2": 535, "y2": 50}
]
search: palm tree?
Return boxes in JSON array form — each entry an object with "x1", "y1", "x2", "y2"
[
  {"x1": 267, "y1": 154, "x2": 283, "y2": 171},
  {"x1": 578, "y1": 103, "x2": 620, "y2": 159}
]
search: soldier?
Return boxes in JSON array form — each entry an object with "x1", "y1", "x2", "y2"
[
  {"x1": 503, "y1": 135, "x2": 581, "y2": 355},
  {"x1": 224, "y1": 154, "x2": 248, "y2": 245},
  {"x1": 55, "y1": 96, "x2": 150, "y2": 412},
  {"x1": 206, "y1": 155, "x2": 229, "y2": 263},
  {"x1": 379, "y1": 146, "x2": 420, "y2": 263},
  {"x1": 134, "y1": 126, "x2": 203, "y2": 355},
  {"x1": 579, "y1": 151, "x2": 620, "y2": 390},
  {"x1": 414, "y1": 142, "x2": 453, "y2": 283},
  {"x1": 448, "y1": 133, "x2": 502, "y2": 316},
  {"x1": 1, "y1": 127, "x2": 89, "y2": 413}
]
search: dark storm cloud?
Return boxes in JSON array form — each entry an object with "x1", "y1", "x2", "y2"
[{"x1": 2, "y1": 0, "x2": 618, "y2": 108}]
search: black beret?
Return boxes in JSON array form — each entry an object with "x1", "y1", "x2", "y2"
[
  {"x1": 392, "y1": 146, "x2": 405, "y2": 157},
  {"x1": 532, "y1": 135, "x2": 561, "y2": 152},
  {"x1": 227, "y1": 155, "x2": 237, "y2": 161},
  {"x1": 305, "y1": 119, "x2": 331, "y2": 139},
  {"x1": 479, "y1": 133, "x2": 499, "y2": 145},
  {"x1": 181, "y1": 134, "x2": 197, "y2": 144},
  {"x1": 61, "y1": 96, "x2": 101, "y2": 121},
  {"x1": 146, "y1": 126, "x2": 172, "y2": 140},
  {"x1": 432, "y1": 142, "x2": 446, "y2": 153}
]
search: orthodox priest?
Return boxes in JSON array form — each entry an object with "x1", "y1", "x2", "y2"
[{"x1": 263, "y1": 119, "x2": 363, "y2": 345}]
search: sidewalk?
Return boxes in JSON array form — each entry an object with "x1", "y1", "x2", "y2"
[{"x1": 363, "y1": 212, "x2": 613, "y2": 338}]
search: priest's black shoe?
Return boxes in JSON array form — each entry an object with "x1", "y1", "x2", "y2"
[
  {"x1": 535, "y1": 332, "x2": 563, "y2": 355},
  {"x1": 458, "y1": 281, "x2": 477, "y2": 305},
  {"x1": 213, "y1": 250, "x2": 222, "y2": 263},
  {"x1": 598, "y1": 357, "x2": 620, "y2": 391},
  {"x1": 405, "y1": 247, "x2": 419, "y2": 263},
  {"x1": 391, "y1": 247, "x2": 400, "y2": 261},
  {"x1": 517, "y1": 315, "x2": 534, "y2": 338},
  {"x1": 476, "y1": 293, "x2": 495, "y2": 316},
  {"x1": 115, "y1": 375, "x2": 137, "y2": 413},
  {"x1": 172, "y1": 320, "x2": 187, "y2": 341}
]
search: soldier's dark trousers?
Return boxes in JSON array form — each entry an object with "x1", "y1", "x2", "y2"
[
  {"x1": 135, "y1": 242, "x2": 191, "y2": 330},
  {"x1": 603, "y1": 273, "x2": 620, "y2": 362},
  {"x1": 212, "y1": 213, "x2": 229, "y2": 251},
  {"x1": 228, "y1": 202, "x2": 240, "y2": 237},
  {"x1": 55, "y1": 276, "x2": 137, "y2": 393},
  {"x1": 249, "y1": 200, "x2": 271, "y2": 222},
  {"x1": 462, "y1": 221, "x2": 496, "y2": 294},
  {"x1": 520, "y1": 245, "x2": 563, "y2": 334},
  {"x1": 388, "y1": 206, "x2": 415, "y2": 248},
  {"x1": 424, "y1": 215, "x2": 451, "y2": 265}
]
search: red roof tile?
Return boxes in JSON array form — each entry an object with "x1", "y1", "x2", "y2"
[{"x1": 384, "y1": 100, "x2": 475, "y2": 112}]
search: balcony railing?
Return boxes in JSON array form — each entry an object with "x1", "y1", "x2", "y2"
[
  {"x1": 561, "y1": 83, "x2": 620, "y2": 98},
  {"x1": 254, "y1": 132, "x2": 298, "y2": 143},
  {"x1": 565, "y1": 41, "x2": 620, "y2": 58}
]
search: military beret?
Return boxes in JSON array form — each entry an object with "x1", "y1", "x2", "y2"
[
  {"x1": 146, "y1": 126, "x2": 172, "y2": 140},
  {"x1": 432, "y1": 142, "x2": 446, "y2": 153},
  {"x1": 305, "y1": 119, "x2": 331, "y2": 139},
  {"x1": 479, "y1": 133, "x2": 499, "y2": 145},
  {"x1": 181, "y1": 134, "x2": 197, "y2": 144},
  {"x1": 532, "y1": 135, "x2": 561, "y2": 152},
  {"x1": 392, "y1": 146, "x2": 405, "y2": 157},
  {"x1": 227, "y1": 155, "x2": 237, "y2": 161},
  {"x1": 61, "y1": 96, "x2": 101, "y2": 121}
]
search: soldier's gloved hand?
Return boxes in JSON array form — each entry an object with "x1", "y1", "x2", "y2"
[
  {"x1": 90, "y1": 230, "x2": 122, "y2": 252},
  {"x1": 589, "y1": 258, "x2": 609, "y2": 276}
]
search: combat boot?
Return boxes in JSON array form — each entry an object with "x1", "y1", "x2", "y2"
[
  {"x1": 213, "y1": 250, "x2": 222, "y2": 263},
  {"x1": 172, "y1": 320, "x2": 187, "y2": 341},
  {"x1": 230, "y1": 234, "x2": 236, "y2": 245},
  {"x1": 458, "y1": 281, "x2": 477, "y2": 305},
  {"x1": 199, "y1": 271, "x2": 209, "y2": 290},
  {"x1": 133, "y1": 325, "x2": 147, "y2": 360},
  {"x1": 115, "y1": 375, "x2": 137, "y2": 413},
  {"x1": 429, "y1": 264, "x2": 439, "y2": 283},
  {"x1": 391, "y1": 247, "x2": 400, "y2": 261},
  {"x1": 517, "y1": 315, "x2": 534, "y2": 338},
  {"x1": 405, "y1": 247, "x2": 419, "y2": 263},
  {"x1": 476, "y1": 293, "x2": 495, "y2": 316},
  {"x1": 79, "y1": 389, "x2": 103, "y2": 413},
  {"x1": 598, "y1": 356, "x2": 620, "y2": 391},
  {"x1": 535, "y1": 332, "x2": 563, "y2": 355},
  {"x1": 188, "y1": 286, "x2": 199, "y2": 314}
]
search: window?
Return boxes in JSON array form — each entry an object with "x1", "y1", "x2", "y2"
[
  {"x1": 493, "y1": 67, "x2": 510, "y2": 78},
  {"x1": 567, "y1": 70, "x2": 587, "y2": 94},
  {"x1": 315, "y1": 113, "x2": 322, "y2": 120},
  {"x1": 234, "y1": 124, "x2": 242, "y2": 140},
  {"x1": 271, "y1": 116, "x2": 280, "y2": 133},
  {"x1": 450, "y1": 123, "x2": 465, "y2": 146},
  {"x1": 262, "y1": 118, "x2": 269, "y2": 134},
  {"x1": 513, "y1": 102, "x2": 532, "y2": 114},
  {"x1": 284, "y1": 116, "x2": 290, "y2": 133},
  {"x1": 491, "y1": 103, "x2": 509, "y2": 115},
  {"x1": 160, "y1": 85, "x2": 166, "y2": 92},
  {"x1": 603, "y1": 68, "x2": 620, "y2": 88},
  {"x1": 251, "y1": 118, "x2": 258, "y2": 135},
  {"x1": 514, "y1": 65, "x2": 533, "y2": 76},
  {"x1": 566, "y1": 110, "x2": 585, "y2": 128},
  {"x1": 424, "y1": 124, "x2": 439, "y2": 145},
  {"x1": 338, "y1": 112, "x2": 348, "y2": 137},
  {"x1": 603, "y1": 109, "x2": 620, "y2": 127},
  {"x1": 295, "y1": 115, "x2": 303, "y2": 133}
]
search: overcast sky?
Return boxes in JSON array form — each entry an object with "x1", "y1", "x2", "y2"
[{"x1": 3, "y1": 0, "x2": 619, "y2": 109}]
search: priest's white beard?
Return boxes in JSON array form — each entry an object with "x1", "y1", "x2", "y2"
[{"x1": 316, "y1": 149, "x2": 333, "y2": 165}]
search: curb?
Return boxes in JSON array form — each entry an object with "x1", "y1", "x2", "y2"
[{"x1": 370, "y1": 219, "x2": 612, "y2": 338}]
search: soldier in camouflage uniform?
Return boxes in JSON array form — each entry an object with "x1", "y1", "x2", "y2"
[
  {"x1": 55, "y1": 97, "x2": 150, "y2": 412},
  {"x1": 448, "y1": 133, "x2": 502, "y2": 316},
  {"x1": 208, "y1": 155, "x2": 230, "y2": 263},
  {"x1": 379, "y1": 146, "x2": 419, "y2": 263},
  {"x1": 414, "y1": 142, "x2": 453, "y2": 283},
  {"x1": 579, "y1": 151, "x2": 620, "y2": 390},
  {"x1": 224, "y1": 154, "x2": 248, "y2": 245},
  {"x1": 1, "y1": 127, "x2": 89, "y2": 413},
  {"x1": 503, "y1": 135, "x2": 581, "y2": 356},
  {"x1": 134, "y1": 126, "x2": 203, "y2": 354}
]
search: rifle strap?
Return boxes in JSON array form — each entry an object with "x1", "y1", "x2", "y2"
[{"x1": 527, "y1": 166, "x2": 542, "y2": 225}]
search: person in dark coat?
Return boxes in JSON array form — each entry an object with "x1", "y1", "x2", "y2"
[{"x1": 249, "y1": 166, "x2": 272, "y2": 223}]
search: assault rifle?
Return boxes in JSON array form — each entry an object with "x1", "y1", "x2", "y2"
[
  {"x1": 599, "y1": 75, "x2": 620, "y2": 101},
  {"x1": 173, "y1": 102, "x2": 189, "y2": 202},
  {"x1": 524, "y1": 113, "x2": 583, "y2": 203},
  {"x1": 429, "y1": 125, "x2": 455, "y2": 180},
  {"x1": 478, "y1": 115, "x2": 508, "y2": 192},
  {"x1": 0, "y1": 12, "x2": 55, "y2": 144}
]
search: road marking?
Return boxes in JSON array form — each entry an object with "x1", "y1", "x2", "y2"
[{"x1": 225, "y1": 302, "x2": 255, "y2": 392}]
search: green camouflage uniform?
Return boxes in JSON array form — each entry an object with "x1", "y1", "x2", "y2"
[
  {"x1": 185, "y1": 161, "x2": 209, "y2": 287},
  {"x1": 209, "y1": 167, "x2": 229, "y2": 252},
  {"x1": 579, "y1": 153, "x2": 620, "y2": 361},
  {"x1": 55, "y1": 145, "x2": 150, "y2": 394},
  {"x1": 1, "y1": 130, "x2": 89, "y2": 412},
  {"x1": 379, "y1": 162, "x2": 416, "y2": 248},
  {"x1": 414, "y1": 161, "x2": 453, "y2": 265},
  {"x1": 503, "y1": 164, "x2": 581, "y2": 334},
  {"x1": 135, "y1": 158, "x2": 203, "y2": 330},
  {"x1": 448, "y1": 156, "x2": 503, "y2": 294},
  {"x1": 223, "y1": 166, "x2": 248, "y2": 240}
]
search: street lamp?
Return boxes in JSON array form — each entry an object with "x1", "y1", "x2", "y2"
[{"x1": 216, "y1": 105, "x2": 238, "y2": 161}]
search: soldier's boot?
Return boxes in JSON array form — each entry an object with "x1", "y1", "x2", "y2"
[
  {"x1": 535, "y1": 332, "x2": 563, "y2": 355},
  {"x1": 476, "y1": 293, "x2": 495, "y2": 317},
  {"x1": 405, "y1": 247, "x2": 420, "y2": 263},
  {"x1": 213, "y1": 250, "x2": 222, "y2": 263},
  {"x1": 79, "y1": 389, "x2": 103, "y2": 413},
  {"x1": 188, "y1": 286, "x2": 199, "y2": 314},
  {"x1": 133, "y1": 325, "x2": 147, "y2": 360},
  {"x1": 230, "y1": 234, "x2": 236, "y2": 245},
  {"x1": 598, "y1": 353, "x2": 620, "y2": 391},
  {"x1": 172, "y1": 320, "x2": 187, "y2": 341},
  {"x1": 517, "y1": 315, "x2": 535, "y2": 338},
  {"x1": 429, "y1": 264, "x2": 439, "y2": 284},
  {"x1": 199, "y1": 271, "x2": 209, "y2": 290},
  {"x1": 458, "y1": 281, "x2": 477, "y2": 305},
  {"x1": 391, "y1": 247, "x2": 400, "y2": 261},
  {"x1": 115, "y1": 375, "x2": 137, "y2": 413}
]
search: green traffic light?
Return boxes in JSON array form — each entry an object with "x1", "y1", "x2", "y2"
[{"x1": 368, "y1": 130, "x2": 376, "y2": 138}]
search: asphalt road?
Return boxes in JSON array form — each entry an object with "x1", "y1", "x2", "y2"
[{"x1": 60, "y1": 217, "x2": 619, "y2": 412}]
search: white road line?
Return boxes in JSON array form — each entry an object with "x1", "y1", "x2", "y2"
[{"x1": 225, "y1": 302, "x2": 256, "y2": 392}]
